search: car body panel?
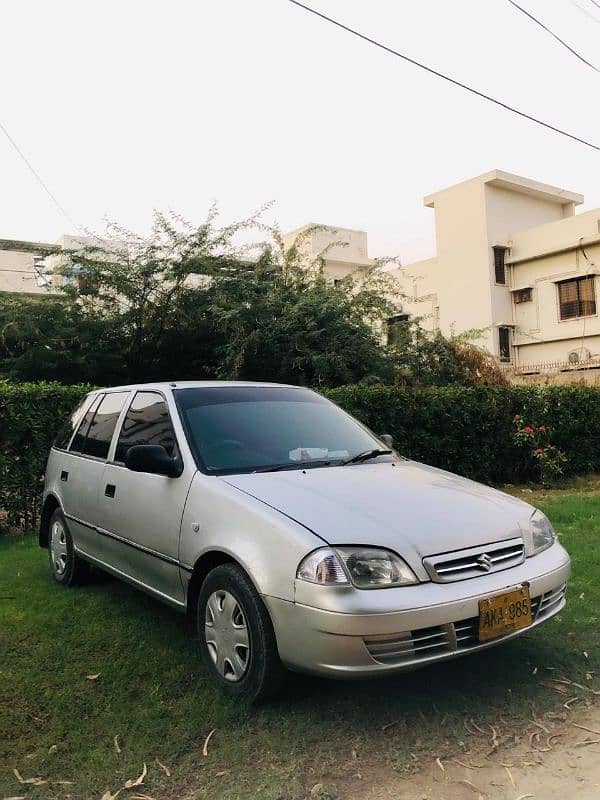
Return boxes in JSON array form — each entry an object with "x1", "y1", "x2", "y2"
[{"x1": 222, "y1": 460, "x2": 534, "y2": 579}]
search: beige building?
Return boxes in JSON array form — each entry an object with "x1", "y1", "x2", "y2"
[
  {"x1": 282, "y1": 223, "x2": 374, "y2": 281},
  {"x1": 391, "y1": 170, "x2": 600, "y2": 374},
  {"x1": 0, "y1": 238, "x2": 60, "y2": 295}
]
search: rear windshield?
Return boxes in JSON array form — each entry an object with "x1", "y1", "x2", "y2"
[{"x1": 174, "y1": 386, "x2": 383, "y2": 475}]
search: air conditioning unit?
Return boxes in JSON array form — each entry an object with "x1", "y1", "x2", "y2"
[{"x1": 568, "y1": 348, "x2": 591, "y2": 365}]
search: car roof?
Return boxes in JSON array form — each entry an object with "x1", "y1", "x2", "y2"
[{"x1": 90, "y1": 381, "x2": 305, "y2": 394}]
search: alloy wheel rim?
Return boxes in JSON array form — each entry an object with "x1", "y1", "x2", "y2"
[
  {"x1": 50, "y1": 521, "x2": 68, "y2": 576},
  {"x1": 204, "y1": 590, "x2": 250, "y2": 682}
]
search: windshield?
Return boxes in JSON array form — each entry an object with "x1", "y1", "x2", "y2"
[{"x1": 174, "y1": 386, "x2": 388, "y2": 474}]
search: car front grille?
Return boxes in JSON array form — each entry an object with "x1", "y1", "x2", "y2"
[
  {"x1": 363, "y1": 584, "x2": 566, "y2": 667},
  {"x1": 423, "y1": 538, "x2": 525, "y2": 583}
]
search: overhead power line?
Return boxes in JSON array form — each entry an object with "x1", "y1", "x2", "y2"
[
  {"x1": 287, "y1": 0, "x2": 600, "y2": 152},
  {"x1": 507, "y1": 0, "x2": 598, "y2": 72},
  {"x1": 0, "y1": 119, "x2": 79, "y2": 229}
]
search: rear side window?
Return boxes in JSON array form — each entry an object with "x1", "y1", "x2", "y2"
[
  {"x1": 54, "y1": 396, "x2": 92, "y2": 450},
  {"x1": 115, "y1": 392, "x2": 177, "y2": 463},
  {"x1": 70, "y1": 395, "x2": 103, "y2": 453},
  {"x1": 81, "y1": 392, "x2": 129, "y2": 460}
]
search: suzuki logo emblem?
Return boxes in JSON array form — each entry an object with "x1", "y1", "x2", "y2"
[{"x1": 476, "y1": 553, "x2": 493, "y2": 571}]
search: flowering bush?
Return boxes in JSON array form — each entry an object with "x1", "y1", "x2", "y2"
[{"x1": 513, "y1": 415, "x2": 567, "y2": 485}]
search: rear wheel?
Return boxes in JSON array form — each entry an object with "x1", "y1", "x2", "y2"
[
  {"x1": 48, "y1": 509, "x2": 90, "y2": 586},
  {"x1": 197, "y1": 563, "x2": 284, "y2": 703}
]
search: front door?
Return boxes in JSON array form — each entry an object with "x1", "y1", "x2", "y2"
[{"x1": 98, "y1": 391, "x2": 195, "y2": 606}]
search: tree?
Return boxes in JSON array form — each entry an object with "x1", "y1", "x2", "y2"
[{"x1": 52, "y1": 211, "x2": 401, "y2": 386}]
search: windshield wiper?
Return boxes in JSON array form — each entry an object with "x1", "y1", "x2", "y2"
[
  {"x1": 252, "y1": 459, "x2": 335, "y2": 473},
  {"x1": 342, "y1": 448, "x2": 392, "y2": 466}
]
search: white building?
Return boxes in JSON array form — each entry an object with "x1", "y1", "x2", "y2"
[{"x1": 391, "y1": 170, "x2": 600, "y2": 374}]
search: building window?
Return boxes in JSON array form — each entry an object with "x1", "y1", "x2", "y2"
[
  {"x1": 493, "y1": 246, "x2": 507, "y2": 285},
  {"x1": 558, "y1": 276, "x2": 596, "y2": 320},
  {"x1": 498, "y1": 326, "x2": 511, "y2": 362},
  {"x1": 513, "y1": 287, "x2": 532, "y2": 304},
  {"x1": 387, "y1": 314, "x2": 409, "y2": 348}
]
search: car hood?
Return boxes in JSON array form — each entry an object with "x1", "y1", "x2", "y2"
[{"x1": 222, "y1": 460, "x2": 534, "y2": 574}]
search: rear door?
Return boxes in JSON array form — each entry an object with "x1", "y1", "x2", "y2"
[
  {"x1": 59, "y1": 391, "x2": 131, "y2": 561},
  {"x1": 98, "y1": 390, "x2": 195, "y2": 606}
]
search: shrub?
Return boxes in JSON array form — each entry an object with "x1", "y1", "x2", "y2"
[
  {"x1": 0, "y1": 381, "x2": 90, "y2": 531},
  {"x1": 325, "y1": 384, "x2": 600, "y2": 484},
  {"x1": 2, "y1": 381, "x2": 600, "y2": 531}
]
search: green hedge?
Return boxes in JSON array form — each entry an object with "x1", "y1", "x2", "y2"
[
  {"x1": 1, "y1": 382, "x2": 600, "y2": 531},
  {"x1": 325, "y1": 384, "x2": 600, "y2": 484},
  {"x1": 0, "y1": 382, "x2": 90, "y2": 530}
]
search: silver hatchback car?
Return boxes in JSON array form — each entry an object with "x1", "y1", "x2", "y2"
[{"x1": 41, "y1": 382, "x2": 570, "y2": 701}]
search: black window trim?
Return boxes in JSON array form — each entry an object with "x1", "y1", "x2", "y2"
[{"x1": 111, "y1": 388, "x2": 183, "y2": 469}]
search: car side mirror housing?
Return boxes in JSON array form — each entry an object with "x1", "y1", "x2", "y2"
[
  {"x1": 124, "y1": 444, "x2": 183, "y2": 477},
  {"x1": 380, "y1": 433, "x2": 394, "y2": 448}
]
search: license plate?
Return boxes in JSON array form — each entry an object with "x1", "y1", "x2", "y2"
[{"x1": 478, "y1": 585, "x2": 532, "y2": 642}]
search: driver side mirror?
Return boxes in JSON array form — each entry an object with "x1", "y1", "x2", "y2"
[
  {"x1": 380, "y1": 433, "x2": 394, "y2": 448},
  {"x1": 124, "y1": 444, "x2": 183, "y2": 477}
]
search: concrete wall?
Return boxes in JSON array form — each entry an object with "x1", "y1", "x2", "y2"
[{"x1": 282, "y1": 224, "x2": 374, "y2": 281}]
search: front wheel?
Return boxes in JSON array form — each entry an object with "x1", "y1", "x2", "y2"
[
  {"x1": 48, "y1": 509, "x2": 90, "y2": 586},
  {"x1": 197, "y1": 563, "x2": 284, "y2": 703}
]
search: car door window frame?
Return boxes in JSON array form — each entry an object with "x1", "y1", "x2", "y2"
[
  {"x1": 68, "y1": 391, "x2": 133, "y2": 464},
  {"x1": 80, "y1": 391, "x2": 132, "y2": 461},
  {"x1": 112, "y1": 389, "x2": 183, "y2": 469}
]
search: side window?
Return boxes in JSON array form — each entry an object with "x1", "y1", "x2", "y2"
[
  {"x1": 81, "y1": 392, "x2": 129, "y2": 460},
  {"x1": 115, "y1": 392, "x2": 177, "y2": 463},
  {"x1": 54, "y1": 395, "x2": 93, "y2": 450},
  {"x1": 70, "y1": 395, "x2": 103, "y2": 453}
]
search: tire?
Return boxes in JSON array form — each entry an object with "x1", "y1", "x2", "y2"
[
  {"x1": 197, "y1": 563, "x2": 284, "y2": 703},
  {"x1": 48, "y1": 508, "x2": 91, "y2": 586}
]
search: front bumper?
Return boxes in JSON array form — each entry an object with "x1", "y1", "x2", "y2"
[{"x1": 264, "y1": 542, "x2": 570, "y2": 678}]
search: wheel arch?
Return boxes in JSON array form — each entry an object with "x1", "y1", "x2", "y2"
[
  {"x1": 186, "y1": 550, "x2": 270, "y2": 620},
  {"x1": 39, "y1": 494, "x2": 61, "y2": 548}
]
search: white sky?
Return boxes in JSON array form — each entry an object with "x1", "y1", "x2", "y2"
[{"x1": 1, "y1": 0, "x2": 599, "y2": 264}]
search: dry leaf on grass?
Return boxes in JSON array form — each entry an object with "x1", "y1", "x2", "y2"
[
  {"x1": 515, "y1": 795, "x2": 534, "y2": 800},
  {"x1": 100, "y1": 791, "x2": 121, "y2": 800},
  {"x1": 132, "y1": 795, "x2": 157, "y2": 800},
  {"x1": 4, "y1": 796, "x2": 26, "y2": 800},
  {"x1": 202, "y1": 729, "x2": 216, "y2": 757},
  {"x1": 114, "y1": 735, "x2": 121, "y2": 754},
  {"x1": 155, "y1": 757, "x2": 171, "y2": 777},
  {"x1": 455, "y1": 779, "x2": 485, "y2": 795},
  {"x1": 12, "y1": 769, "x2": 47, "y2": 786},
  {"x1": 572, "y1": 722, "x2": 600, "y2": 735},
  {"x1": 435, "y1": 757, "x2": 445, "y2": 772},
  {"x1": 123, "y1": 763, "x2": 147, "y2": 789},
  {"x1": 453, "y1": 759, "x2": 483, "y2": 769},
  {"x1": 504, "y1": 765, "x2": 516, "y2": 788},
  {"x1": 86, "y1": 673, "x2": 101, "y2": 681}
]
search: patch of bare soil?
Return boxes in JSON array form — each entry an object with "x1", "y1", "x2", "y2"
[{"x1": 339, "y1": 704, "x2": 600, "y2": 800}]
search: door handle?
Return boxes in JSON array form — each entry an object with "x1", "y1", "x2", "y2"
[
  {"x1": 105, "y1": 484, "x2": 116, "y2": 498},
  {"x1": 60, "y1": 470, "x2": 69, "y2": 482}
]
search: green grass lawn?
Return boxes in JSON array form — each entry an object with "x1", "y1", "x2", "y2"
[{"x1": 1, "y1": 483, "x2": 599, "y2": 800}]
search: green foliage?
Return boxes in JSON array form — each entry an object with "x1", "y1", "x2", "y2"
[
  {"x1": 513, "y1": 415, "x2": 568, "y2": 485},
  {"x1": 2, "y1": 381, "x2": 600, "y2": 530},
  {"x1": 325, "y1": 383, "x2": 600, "y2": 484},
  {"x1": 0, "y1": 381, "x2": 90, "y2": 530},
  {"x1": 389, "y1": 319, "x2": 507, "y2": 387}
]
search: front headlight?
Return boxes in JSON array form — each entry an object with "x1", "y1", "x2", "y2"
[
  {"x1": 297, "y1": 547, "x2": 418, "y2": 589},
  {"x1": 524, "y1": 509, "x2": 556, "y2": 557}
]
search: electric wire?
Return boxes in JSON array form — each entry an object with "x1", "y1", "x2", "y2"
[
  {"x1": 287, "y1": 0, "x2": 600, "y2": 151},
  {"x1": 507, "y1": 0, "x2": 598, "y2": 72}
]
